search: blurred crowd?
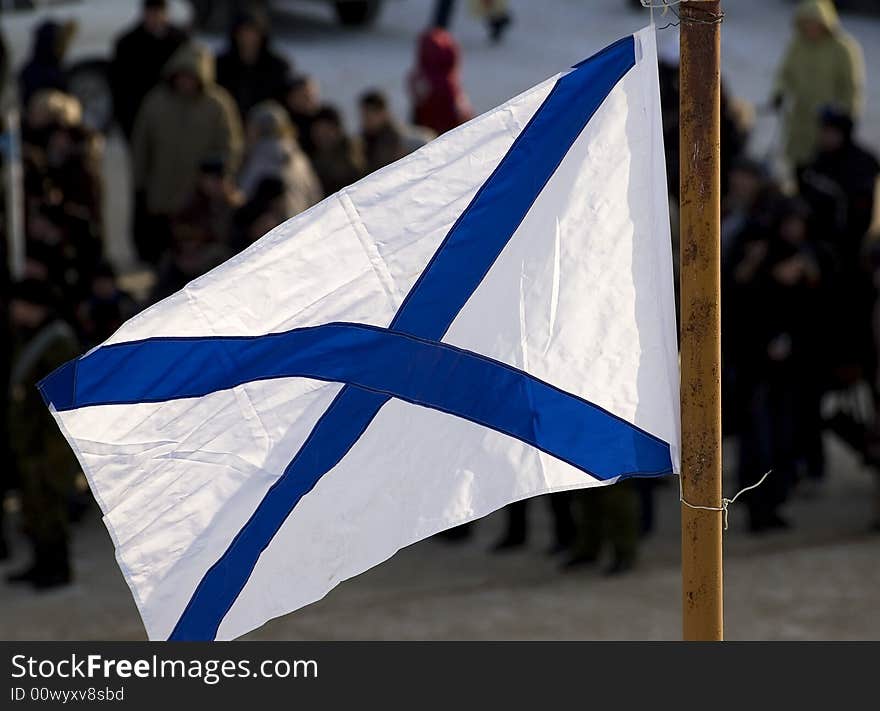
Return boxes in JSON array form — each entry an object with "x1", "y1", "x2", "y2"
[
  {"x1": 0, "y1": 0, "x2": 878, "y2": 593},
  {"x1": 718, "y1": 0, "x2": 880, "y2": 536},
  {"x1": 0, "y1": 0, "x2": 489, "y2": 590}
]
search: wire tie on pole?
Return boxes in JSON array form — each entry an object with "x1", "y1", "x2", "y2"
[
  {"x1": 679, "y1": 471, "x2": 772, "y2": 531},
  {"x1": 640, "y1": 1, "x2": 724, "y2": 31}
]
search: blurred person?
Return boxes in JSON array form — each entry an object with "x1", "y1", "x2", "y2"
[
  {"x1": 6, "y1": 279, "x2": 79, "y2": 589},
  {"x1": 803, "y1": 107, "x2": 880, "y2": 264},
  {"x1": 217, "y1": 8, "x2": 292, "y2": 121},
  {"x1": 720, "y1": 87, "x2": 752, "y2": 200},
  {"x1": 862, "y1": 242, "x2": 880, "y2": 497},
  {"x1": 773, "y1": 0, "x2": 864, "y2": 170},
  {"x1": 76, "y1": 262, "x2": 137, "y2": 347},
  {"x1": 22, "y1": 89, "x2": 82, "y2": 155},
  {"x1": 635, "y1": 478, "x2": 662, "y2": 537},
  {"x1": 0, "y1": 29, "x2": 7, "y2": 95},
  {"x1": 408, "y1": 28, "x2": 473, "y2": 136},
  {"x1": 19, "y1": 91, "x2": 102, "y2": 249},
  {"x1": 43, "y1": 123, "x2": 104, "y2": 238},
  {"x1": 564, "y1": 482, "x2": 640, "y2": 575},
  {"x1": 26, "y1": 204, "x2": 101, "y2": 308},
  {"x1": 175, "y1": 157, "x2": 244, "y2": 247},
  {"x1": 803, "y1": 108, "x2": 878, "y2": 382},
  {"x1": 431, "y1": 0, "x2": 513, "y2": 43},
  {"x1": 802, "y1": 109, "x2": 880, "y2": 480},
  {"x1": 656, "y1": 27, "x2": 680, "y2": 200},
  {"x1": 21, "y1": 220, "x2": 65, "y2": 288},
  {"x1": 17, "y1": 20, "x2": 77, "y2": 108},
  {"x1": 131, "y1": 41, "x2": 243, "y2": 265},
  {"x1": 360, "y1": 89, "x2": 433, "y2": 174},
  {"x1": 0, "y1": 278, "x2": 10, "y2": 562},
  {"x1": 310, "y1": 104, "x2": 367, "y2": 195},
  {"x1": 110, "y1": 0, "x2": 188, "y2": 139},
  {"x1": 731, "y1": 198, "x2": 831, "y2": 528},
  {"x1": 432, "y1": 0, "x2": 456, "y2": 28},
  {"x1": 721, "y1": 159, "x2": 784, "y2": 435},
  {"x1": 469, "y1": 0, "x2": 512, "y2": 44},
  {"x1": 238, "y1": 101, "x2": 322, "y2": 219},
  {"x1": 281, "y1": 74, "x2": 321, "y2": 157},
  {"x1": 722, "y1": 158, "x2": 779, "y2": 269},
  {"x1": 149, "y1": 217, "x2": 231, "y2": 304},
  {"x1": 231, "y1": 176, "x2": 291, "y2": 252},
  {"x1": 874, "y1": 479, "x2": 880, "y2": 532},
  {"x1": 23, "y1": 93, "x2": 102, "y2": 244}
]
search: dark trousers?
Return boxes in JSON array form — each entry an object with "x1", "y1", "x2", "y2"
[
  {"x1": 501, "y1": 492, "x2": 575, "y2": 546},
  {"x1": 570, "y1": 482, "x2": 638, "y2": 563},
  {"x1": 738, "y1": 379, "x2": 796, "y2": 527},
  {"x1": 432, "y1": 0, "x2": 456, "y2": 27},
  {"x1": 133, "y1": 195, "x2": 172, "y2": 266}
]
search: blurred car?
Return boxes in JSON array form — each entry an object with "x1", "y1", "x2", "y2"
[
  {"x1": 190, "y1": 0, "x2": 384, "y2": 30},
  {"x1": 1, "y1": 0, "x2": 193, "y2": 131},
  {"x1": 785, "y1": 0, "x2": 880, "y2": 16},
  {"x1": 835, "y1": 0, "x2": 880, "y2": 13}
]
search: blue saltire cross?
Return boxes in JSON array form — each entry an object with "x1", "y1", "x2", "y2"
[{"x1": 40, "y1": 35, "x2": 671, "y2": 640}]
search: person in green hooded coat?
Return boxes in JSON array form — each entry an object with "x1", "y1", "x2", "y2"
[
  {"x1": 131, "y1": 41, "x2": 243, "y2": 264},
  {"x1": 774, "y1": 0, "x2": 865, "y2": 170}
]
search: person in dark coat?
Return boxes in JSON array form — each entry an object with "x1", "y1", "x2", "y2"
[
  {"x1": 174, "y1": 157, "x2": 243, "y2": 248},
  {"x1": 0, "y1": 29, "x2": 8, "y2": 95},
  {"x1": 310, "y1": 104, "x2": 367, "y2": 195},
  {"x1": 6, "y1": 279, "x2": 79, "y2": 589},
  {"x1": 721, "y1": 159, "x2": 783, "y2": 437},
  {"x1": 802, "y1": 108, "x2": 880, "y2": 462},
  {"x1": 149, "y1": 216, "x2": 230, "y2": 305},
  {"x1": 26, "y1": 203, "x2": 102, "y2": 311},
  {"x1": 281, "y1": 74, "x2": 321, "y2": 157},
  {"x1": 731, "y1": 198, "x2": 831, "y2": 528},
  {"x1": 76, "y1": 262, "x2": 137, "y2": 347},
  {"x1": 216, "y1": 8, "x2": 292, "y2": 121},
  {"x1": 802, "y1": 107, "x2": 879, "y2": 266},
  {"x1": 230, "y1": 176, "x2": 290, "y2": 252},
  {"x1": 44, "y1": 123, "x2": 104, "y2": 240},
  {"x1": 360, "y1": 89, "x2": 432, "y2": 174},
  {"x1": 431, "y1": 0, "x2": 512, "y2": 43},
  {"x1": 110, "y1": 0, "x2": 188, "y2": 139},
  {"x1": 18, "y1": 20, "x2": 77, "y2": 108},
  {"x1": 408, "y1": 28, "x2": 472, "y2": 136}
]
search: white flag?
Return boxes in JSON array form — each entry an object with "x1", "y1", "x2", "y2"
[{"x1": 41, "y1": 27, "x2": 679, "y2": 641}]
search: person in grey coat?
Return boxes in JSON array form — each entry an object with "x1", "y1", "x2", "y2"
[{"x1": 238, "y1": 100, "x2": 323, "y2": 220}]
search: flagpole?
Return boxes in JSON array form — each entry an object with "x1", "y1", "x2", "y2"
[{"x1": 678, "y1": 0, "x2": 724, "y2": 641}]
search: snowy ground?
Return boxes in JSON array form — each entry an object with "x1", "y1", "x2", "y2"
[
  {"x1": 1, "y1": 1, "x2": 879, "y2": 640},
  {"x1": 1, "y1": 435, "x2": 878, "y2": 640}
]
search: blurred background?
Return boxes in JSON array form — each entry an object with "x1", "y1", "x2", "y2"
[{"x1": 1, "y1": 0, "x2": 879, "y2": 640}]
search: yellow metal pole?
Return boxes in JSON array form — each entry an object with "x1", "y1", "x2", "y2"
[{"x1": 679, "y1": 0, "x2": 724, "y2": 641}]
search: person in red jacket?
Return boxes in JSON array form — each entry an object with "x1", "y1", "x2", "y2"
[{"x1": 408, "y1": 28, "x2": 473, "y2": 136}]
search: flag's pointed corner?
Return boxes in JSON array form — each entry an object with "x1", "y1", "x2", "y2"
[{"x1": 38, "y1": 359, "x2": 77, "y2": 411}]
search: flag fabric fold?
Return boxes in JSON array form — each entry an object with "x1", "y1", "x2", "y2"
[{"x1": 40, "y1": 27, "x2": 679, "y2": 641}]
